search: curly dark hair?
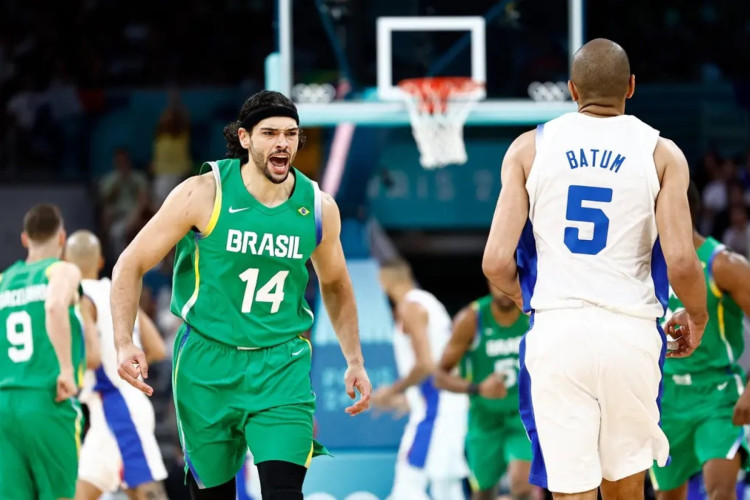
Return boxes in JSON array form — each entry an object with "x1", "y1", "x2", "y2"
[{"x1": 222, "y1": 90, "x2": 306, "y2": 163}]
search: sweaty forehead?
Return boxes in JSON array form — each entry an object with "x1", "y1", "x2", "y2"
[{"x1": 255, "y1": 116, "x2": 298, "y2": 131}]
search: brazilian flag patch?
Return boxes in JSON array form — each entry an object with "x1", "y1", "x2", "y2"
[{"x1": 298, "y1": 207, "x2": 310, "y2": 216}]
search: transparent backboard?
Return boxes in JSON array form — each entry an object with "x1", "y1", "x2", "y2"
[{"x1": 276, "y1": 0, "x2": 582, "y2": 125}]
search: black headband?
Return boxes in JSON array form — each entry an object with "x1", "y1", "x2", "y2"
[{"x1": 240, "y1": 106, "x2": 299, "y2": 131}]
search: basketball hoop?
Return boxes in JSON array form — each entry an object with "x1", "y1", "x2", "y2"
[{"x1": 397, "y1": 77, "x2": 485, "y2": 169}]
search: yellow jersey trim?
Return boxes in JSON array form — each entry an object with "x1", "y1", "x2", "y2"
[
  {"x1": 44, "y1": 261, "x2": 62, "y2": 278},
  {"x1": 72, "y1": 400, "x2": 83, "y2": 455},
  {"x1": 648, "y1": 468, "x2": 660, "y2": 491},
  {"x1": 299, "y1": 334, "x2": 312, "y2": 354},
  {"x1": 304, "y1": 442, "x2": 314, "y2": 468},
  {"x1": 202, "y1": 161, "x2": 222, "y2": 237}
]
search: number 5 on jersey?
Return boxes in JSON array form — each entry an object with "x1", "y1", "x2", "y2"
[
  {"x1": 494, "y1": 358, "x2": 518, "y2": 388},
  {"x1": 564, "y1": 185, "x2": 613, "y2": 255},
  {"x1": 239, "y1": 268, "x2": 289, "y2": 313}
]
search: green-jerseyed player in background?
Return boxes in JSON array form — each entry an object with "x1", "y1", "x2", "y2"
[
  {"x1": 435, "y1": 282, "x2": 534, "y2": 500},
  {"x1": 111, "y1": 91, "x2": 371, "y2": 500},
  {"x1": 0, "y1": 204, "x2": 99, "y2": 500},
  {"x1": 650, "y1": 182, "x2": 750, "y2": 500}
]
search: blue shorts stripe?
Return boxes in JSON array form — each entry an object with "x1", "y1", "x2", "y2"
[
  {"x1": 655, "y1": 320, "x2": 671, "y2": 466},
  {"x1": 516, "y1": 221, "x2": 538, "y2": 315},
  {"x1": 185, "y1": 452, "x2": 205, "y2": 488},
  {"x1": 406, "y1": 377, "x2": 440, "y2": 468},
  {"x1": 97, "y1": 370, "x2": 154, "y2": 487},
  {"x1": 518, "y1": 315, "x2": 548, "y2": 488}
]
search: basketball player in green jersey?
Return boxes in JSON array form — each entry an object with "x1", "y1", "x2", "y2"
[
  {"x1": 435, "y1": 282, "x2": 534, "y2": 500},
  {"x1": 0, "y1": 203, "x2": 99, "y2": 500},
  {"x1": 650, "y1": 182, "x2": 750, "y2": 500},
  {"x1": 111, "y1": 91, "x2": 371, "y2": 500}
]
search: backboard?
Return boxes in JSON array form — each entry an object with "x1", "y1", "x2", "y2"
[{"x1": 273, "y1": 0, "x2": 583, "y2": 126}]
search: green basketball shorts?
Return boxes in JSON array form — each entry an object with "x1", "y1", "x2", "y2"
[
  {"x1": 650, "y1": 372, "x2": 749, "y2": 491},
  {"x1": 0, "y1": 388, "x2": 83, "y2": 500},
  {"x1": 466, "y1": 410, "x2": 533, "y2": 492},
  {"x1": 172, "y1": 323, "x2": 328, "y2": 488}
]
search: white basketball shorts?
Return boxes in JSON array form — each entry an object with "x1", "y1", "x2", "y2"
[
  {"x1": 519, "y1": 307, "x2": 669, "y2": 494},
  {"x1": 390, "y1": 381, "x2": 468, "y2": 500},
  {"x1": 78, "y1": 385, "x2": 168, "y2": 492}
]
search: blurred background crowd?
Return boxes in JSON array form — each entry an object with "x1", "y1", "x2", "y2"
[{"x1": 3, "y1": 0, "x2": 750, "y2": 498}]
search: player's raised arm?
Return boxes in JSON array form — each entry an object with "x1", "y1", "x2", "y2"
[
  {"x1": 310, "y1": 192, "x2": 371, "y2": 416},
  {"x1": 45, "y1": 261, "x2": 83, "y2": 401},
  {"x1": 111, "y1": 174, "x2": 215, "y2": 394},
  {"x1": 482, "y1": 130, "x2": 535, "y2": 308},
  {"x1": 435, "y1": 305, "x2": 476, "y2": 393},
  {"x1": 654, "y1": 138, "x2": 708, "y2": 355},
  {"x1": 79, "y1": 295, "x2": 101, "y2": 369}
]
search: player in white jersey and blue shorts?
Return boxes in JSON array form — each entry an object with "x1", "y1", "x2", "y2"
[
  {"x1": 482, "y1": 38, "x2": 709, "y2": 500},
  {"x1": 373, "y1": 258, "x2": 468, "y2": 500},
  {"x1": 64, "y1": 231, "x2": 169, "y2": 500}
]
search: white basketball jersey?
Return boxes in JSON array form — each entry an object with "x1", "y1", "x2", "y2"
[
  {"x1": 393, "y1": 289, "x2": 467, "y2": 420},
  {"x1": 80, "y1": 278, "x2": 142, "y2": 400},
  {"x1": 523, "y1": 112, "x2": 665, "y2": 319}
]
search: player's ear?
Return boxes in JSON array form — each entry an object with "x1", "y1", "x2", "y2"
[
  {"x1": 98, "y1": 256, "x2": 105, "y2": 272},
  {"x1": 21, "y1": 232, "x2": 29, "y2": 249},
  {"x1": 626, "y1": 74, "x2": 635, "y2": 99},
  {"x1": 59, "y1": 228, "x2": 67, "y2": 248},
  {"x1": 567, "y1": 80, "x2": 579, "y2": 102},
  {"x1": 238, "y1": 127, "x2": 251, "y2": 150}
]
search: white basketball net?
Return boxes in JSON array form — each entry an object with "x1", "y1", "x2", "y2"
[{"x1": 398, "y1": 78, "x2": 485, "y2": 169}]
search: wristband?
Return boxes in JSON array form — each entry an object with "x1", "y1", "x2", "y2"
[{"x1": 467, "y1": 383, "x2": 479, "y2": 395}]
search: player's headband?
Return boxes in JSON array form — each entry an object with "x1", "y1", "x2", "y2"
[{"x1": 240, "y1": 106, "x2": 299, "y2": 132}]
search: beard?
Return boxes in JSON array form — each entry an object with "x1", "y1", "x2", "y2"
[{"x1": 250, "y1": 144, "x2": 292, "y2": 184}]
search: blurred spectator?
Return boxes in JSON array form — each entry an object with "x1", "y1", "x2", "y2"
[
  {"x1": 151, "y1": 90, "x2": 193, "y2": 206},
  {"x1": 722, "y1": 205, "x2": 750, "y2": 258},
  {"x1": 711, "y1": 180, "x2": 747, "y2": 240},
  {"x1": 693, "y1": 149, "x2": 722, "y2": 191},
  {"x1": 701, "y1": 158, "x2": 736, "y2": 235},
  {"x1": 738, "y1": 148, "x2": 750, "y2": 194},
  {"x1": 98, "y1": 148, "x2": 150, "y2": 258}
]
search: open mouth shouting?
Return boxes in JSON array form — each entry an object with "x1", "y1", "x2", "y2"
[{"x1": 268, "y1": 152, "x2": 290, "y2": 176}]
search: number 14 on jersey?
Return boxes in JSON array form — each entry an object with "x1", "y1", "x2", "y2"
[{"x1": 239, "y1": 268, "x2": 289, "y2": 314}]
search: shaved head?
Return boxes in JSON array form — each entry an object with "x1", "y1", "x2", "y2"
[
  {"x1": 570, "y1": 38, "x2": 631, "y2": 101},
  {"x1": 64, "y1": 230, "x2": 102, "y2": 277},
  {"x1": 379, "y1": 258, "x2": 413, "y2": 285},
  {"x1": 378, "y1": 257, "x2": 416, "y2": 299}
]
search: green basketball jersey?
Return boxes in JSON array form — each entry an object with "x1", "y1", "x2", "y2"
[
  {"x1": 0, "y1": 258, "x2": 85, "y2": 390},
  {"x1": 460, "y1": 296, "x2": 529, "y2": 418},
  {"x1": 663, "y1": 237, "x2": 745, "y2": 376},
  {"x1": 171, "y1": 159, "x2": 322, "y2": 348}
]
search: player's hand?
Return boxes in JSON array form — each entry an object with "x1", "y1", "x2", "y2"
[
  {"x1": 344, "y1": 363, "x2": 371, "y2": 416},
  {"x1": 665, "y1": 309, "x2": 707, "y2": 358},
  {"x1": 371, "y1": 385, "x2": 400, "y2": 410},
  {"x1": 390, "y1": 392, "x2": 410, "y2": 419},
  {"x1": 479, "y1": 373, "x2": 507, "y2": 399},
  {"x1": 116, "y1": 341, "x2": 153, "y2": 396},
  {"x1": 55, "y1": 368, "x2": 77, "y2": 402},
  {"x1": 733, "y1": 391, "x2": 750, "y2": 425}
]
